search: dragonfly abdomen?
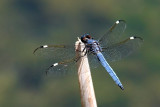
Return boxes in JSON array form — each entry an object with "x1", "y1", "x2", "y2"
[{"x1": 96, "y1": 52, "x2": 124, "y2": 90}]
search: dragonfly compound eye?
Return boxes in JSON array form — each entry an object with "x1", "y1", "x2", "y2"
[
  {"x1": 86, "y1": 35, "x2": 91, "y2": 39},
  {"x1": 81, "y1": 34, "x2": 92, "y2": 43}
]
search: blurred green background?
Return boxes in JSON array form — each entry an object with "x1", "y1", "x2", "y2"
[{"x1": 0, "y1": 0, "x2": 160, "y2": 107}]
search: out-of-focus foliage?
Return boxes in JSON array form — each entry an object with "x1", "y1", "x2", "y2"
[{"x1": 0, "y1": 0, "x2": 160, "y2": 107}]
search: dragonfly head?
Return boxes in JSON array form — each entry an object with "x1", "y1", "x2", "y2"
[{"x1": 81, "y1": 34, "x2": 92, "y2": 43}]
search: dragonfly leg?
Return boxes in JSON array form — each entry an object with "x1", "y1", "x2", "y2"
[
  {"x1": 75, "y1": 46, "x2": 86, "y2": 53},
  {"x1": 75, "y1": 50, "x2": 91, "y2": 63},
  {"x1": 82, "y1": 46, "x2": 86, "y2": 52},
  {"x1": 76, "y1": 46, "x2": 88, "y2": 58}
]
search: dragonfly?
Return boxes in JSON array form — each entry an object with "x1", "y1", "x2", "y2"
[{"x1": 33, "y1": 20, "x2": 143, "y2": 90}]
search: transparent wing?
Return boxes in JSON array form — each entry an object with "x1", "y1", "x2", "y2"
[
  {"x1": 33, "y1": 44, "x2": 78, "y2": 74},
  {"x1": 98, "y1": 20, "x2": 126, "y2": 47},
  {"x1": 88, "y1": 54, "x2": 101, "y2": 69},
  {"x1": 33, "y1": 44, "x2": 75, "y2": 60},
  {"x1": 46, "y1": 56, "x2": 79, "y2": 75},
  {"x1": 102, "y1": 36, "x2": 143, "y2": 62}
]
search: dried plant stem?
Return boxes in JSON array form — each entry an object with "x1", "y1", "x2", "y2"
[{"x1": 75, "y1": 39, "x2": 97, "y2": 107}]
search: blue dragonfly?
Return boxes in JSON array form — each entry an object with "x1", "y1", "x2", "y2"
[{"x1": 33, "y1": 20, "x2": 143, "y2": 90}]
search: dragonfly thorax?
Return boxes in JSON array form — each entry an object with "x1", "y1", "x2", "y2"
[
  {"x1": 81, "y1": 34, "x2": 102, "y2": 54},
  {"x1": 85, "y1": 39, "x2": 102, "y2": 54}
]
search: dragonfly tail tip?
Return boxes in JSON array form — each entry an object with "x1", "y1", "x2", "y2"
[
  {"x1": 118, "y1": 85, "x2": 124, "y2": 90},
  {"x1": 120, "y1": 86, "x2": 124, "y2": 90}
]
